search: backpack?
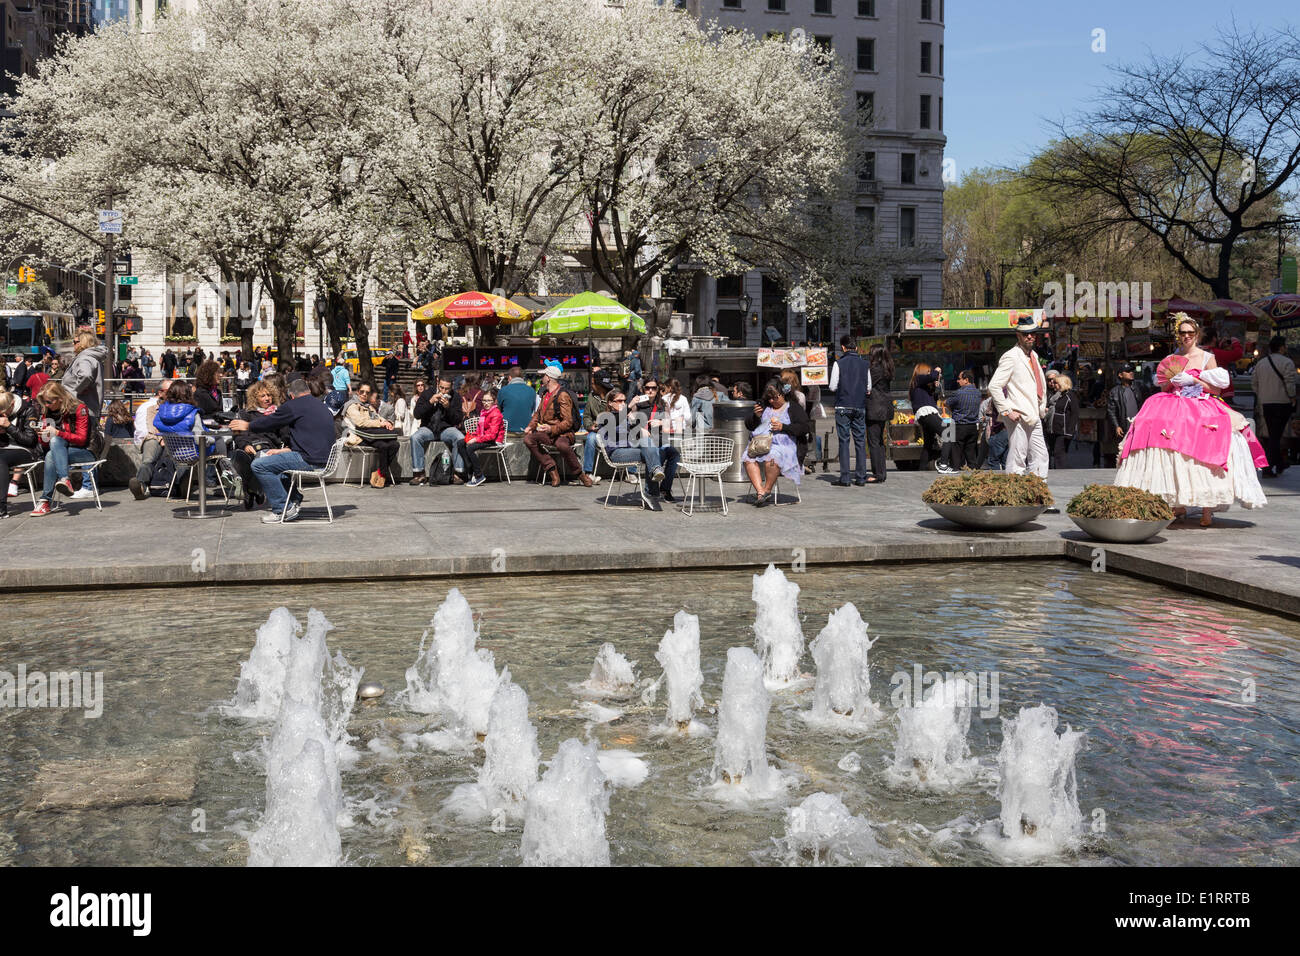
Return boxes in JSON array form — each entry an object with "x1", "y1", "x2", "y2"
[{"x1": 427, "y1": 444, "x2": 453, "y2": 485}]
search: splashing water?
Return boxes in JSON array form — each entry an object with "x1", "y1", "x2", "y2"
[
  {"x1": 226, "y1": 607, "x2": 298, "y2": 718},
  {"x1": 520, "y1": 738, "x2": 610, "y2": 866},
  {"x1": 776, "y1": 792, "x2": 884, "y2": 866},
  {"x1": 247, "y1": 612, "x2": 346, "y2": 866},
  {"x1": 803, "y1": 603, "x2": 880, "y2": 729},
  {"x1": 712, "y1": 647, "x2": 792, "y2": 799},
  {"x1": 752, "y1": 564, "x2": 805, "y2": 687},
  {"x1": 652, "y1": 610, "x2": 707, "y2": 736},
  {"x1": 400, "y1": 589, "x2": 499, "y2": 744},
  {"x1": 887, "y1": 675, "x2": 978, "y2": 791},
  {"x1": 578, "y1": 643, "x2": 637, "y2": 697},
  {"x1": 983, "y1": 704, "x2": 1085, "y2": 858},
  {"x1": 445, "y1": 673, "x2": 540, "y2": 823}
]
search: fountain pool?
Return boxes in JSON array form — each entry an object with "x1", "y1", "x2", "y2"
[{"x1": 0, "y1": 560, "x2": 1296, "y2": 866}]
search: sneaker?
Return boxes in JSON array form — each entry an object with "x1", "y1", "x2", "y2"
[
  {"x1": 466, "y1": 474, "x2": 487, "y2": 487},
  {"x1": 71, "y1": 486, "x2": 96, "y2": 500},
  {"x1": 55, "y1": 478, "x2": 74, "y2": 497},
  {"x1": 262, "y1": 503, "x2": 300, "y2": 524},
  {"x1": 129, "y1": 478, "x2": 150, "y2": 500},
  {"x1": 31, "y1": 499, "x2": 57, "y2": 517},
  {"x1": 651, "y1": 466, "x2": 666, "y2": 484},
  {"x1": 935, "y1": 464, "x2": 958, "y2": 475},
  {"x1": 589, "y1": 474, "x2": 602, "y2": 485},
  {"x1": 6, "y1": 482, "x2": 17, "y2": 499},
  {"x1": 283, "y1": 503, "x2": 301, "y2": 522},
  {"x1": 661, "y1": 490, "x2": 676, "y2": 503}
]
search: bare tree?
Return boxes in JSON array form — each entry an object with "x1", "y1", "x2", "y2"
[{"x1": 1025, "y1": 24, "x2": 1300, "y2": 300}]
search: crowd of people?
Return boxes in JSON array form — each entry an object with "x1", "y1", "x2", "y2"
[{"x1": 1, "y1": 317, "x2": 1295, "y2": 524}]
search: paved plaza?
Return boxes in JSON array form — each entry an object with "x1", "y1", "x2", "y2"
[{"x1": 2, "y1": 466, "x2": 1297, "y2": 618}]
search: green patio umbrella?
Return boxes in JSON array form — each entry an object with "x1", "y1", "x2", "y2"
[{"x1": 531, "y1": 291, "x2": 647, "y2": 336}]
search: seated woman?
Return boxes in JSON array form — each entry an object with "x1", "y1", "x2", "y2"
[
  {"x1": 104, "y1": 401, "x2": 136, "y2": 440},
  {"x1": 741, "y1": 383, "x2": 810, "y2": 507},
  {"x1": 0, "y1": 389, "x2": 42, "y2": 518},
  {"x1": 462, "y1": 388, "x2": 504, "y2": 487},
  {"x1": 342, "y1": 382, "x2": 400, "y2": 488},
  {"x1": 31, "y1": 381, "x2": 97, "y2": 516},
  {"x1": 230, "y1": 381, "x2": 285, "y2": 509}
]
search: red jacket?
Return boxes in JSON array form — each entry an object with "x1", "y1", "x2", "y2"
[
  {"x1": 45, "y1": 403, "x2": 91, "y2": 448},
  {"x1": 468, "y1": 405, "x2": 504, "y2": 444}
]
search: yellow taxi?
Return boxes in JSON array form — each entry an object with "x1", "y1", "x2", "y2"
[{"x1": 339, "y1": 346, "x2": 393, "y2": 375}]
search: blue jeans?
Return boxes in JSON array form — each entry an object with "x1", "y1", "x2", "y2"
[
  {"x1": 986, "y1": 429, "x2": 1009, "y2": 470},
  {"x1": 411, "y1": 426, "x2": 465, "y2": 472},
  {"x1": 42, "y1": 437, "x2": 96, "y2": 501},
  {"x1": 609, "y1": 444, "x2": 679, "y2": 487},
  {"x1": 836, "y1": 407, "x2": 867, "y2": 481},
  {"x1": 251, "y1": 450, "x2": 310, "y2": 514}
]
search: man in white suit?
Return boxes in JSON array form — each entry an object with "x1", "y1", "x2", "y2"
[{"x1": 989, "y1": 314, "x2": 1049, "y2": 478}]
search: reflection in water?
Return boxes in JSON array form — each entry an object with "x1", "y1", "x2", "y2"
[{"x1": 0, "y1": 561, "x2": 1296, "y2": 866}]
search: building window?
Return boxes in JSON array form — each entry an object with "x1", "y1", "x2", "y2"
[
  {"x1": 901, "y1": 152, "x2": 916, "y2": 184},
  {"x1": 921, "y1": 0, "x2": 932, "y2": 20},
  {"x1": 939, "y1": 44, "x2": 944, "y2": 74},
  {"x1": 920, "y1": 95, "x2": 931, "y2": 129},
  {"x1": 857, "y1": 151, "x2": 876, "y2": 181},
  {"x1": 920, "y1": 41, "x2": 931, "y2": 74},
  {"x1": 716, "y1": 275, "x2": 743, "y2": 298},
  {"x1": 855, "y1": 90, "x2": 874, "y2": 124},
  {"x1": 723, "y1": 0, "x2": 741, "y2": 6},
  {"x1": 856, "y1": 37, "x2": 874, "y2": 70},
  {"x1": 857, "y1": 0, "x2": 875, "y2": 15},
  {"x1": 939, "y1": 97, "x2": 943, "y2": 130},
  {"x1": 814, "y1": 0, "x2": 832, "y2": 12},
  {"x1": 767, "y1": 0, "x2": 785, "y2": 10},
  {"x1": 855, "y1": 206, "x2": 876, "y2": 240},
  {"x1": 813, "y1": 34, "x2": 832, "y2": 54},
  {"x1": 940, "y1": 0, "x2": 945, "y2": 22},
  {"x1": 899, "y1": 208, "x2": 916, "y2": 247},
  {"x1": 766, "y1": 30, "x2": 785, "y2": 40}
]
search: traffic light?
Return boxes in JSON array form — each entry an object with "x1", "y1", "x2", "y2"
[
  {"x1": 16, "y1": 266, "x2": 34, "y2": 283},
  {"x1": 96, "y1": 309, "x2": 106, "y2": 335}
]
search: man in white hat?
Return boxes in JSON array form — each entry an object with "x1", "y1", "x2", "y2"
[
  {"x1": 523, "y1": 365, "x2": 589, "y2": 486},
  {"x1": 988, "y1": 315, "x2": 1050, "y2": 477}
]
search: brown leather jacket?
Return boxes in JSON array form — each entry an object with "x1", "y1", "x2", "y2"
[{"x1": 528, "y1": 386, "x2": 577, "y2": 437}]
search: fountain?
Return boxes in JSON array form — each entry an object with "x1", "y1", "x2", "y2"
[
  {"x1": 751, "y1": 564, "x2": 805, "y2": 688},
  {"x1": 520, "y1": 738, "x2": 610, "y2": 866},
  {"x1": 651, "y1": 610, "x2": 708, "y2": 736},
  {"x1": 577, "y1": 643, "x2": 637, "y2": 697},
  {"x1": 777, "y1": 792, "x2": 883, "y2": 866},
  {"x1": 887, "y1": 675, "x2": 978, "y2": 791},
  {"x1": 803, "y1": 603, "x2": 880, "y2": 729},
  {"x1": 711, "y1": 647, "x2": 792, "y2": 799},
  {"x1": 247, "y1": 611, "x2": 348, "y2": 866},
  {"x1": 445, "y1": 673, "x2": 540, "y2": 823},
  {"x1": 226, "y1": 607, "x2": 298, "y2": 719},
  {"x1": 400, "y1": 589, "x2": 499, "y2": 746},
  {"x1": 985, "y1": 704, "x2": 1085, "y2": 857}
]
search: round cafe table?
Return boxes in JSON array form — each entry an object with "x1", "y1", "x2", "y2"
[{"x1": 174, "y1": 424, "x2": 232, "y2": 519}]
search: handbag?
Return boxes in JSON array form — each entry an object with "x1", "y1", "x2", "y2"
[{"x1": 746, "y1": 434, "x2": 772, "y2": 457}]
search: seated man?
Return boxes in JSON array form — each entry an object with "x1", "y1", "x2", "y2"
[
  {"x1": 230, "y1": 378, "x2": 336, "y2": 522},
  {"x1": 410, "y1": 375, "x2": 468, "y2": 484},
  {"x1": 523, "y1": 365, "x2": 589, "y2": 486},
  {"x1": 582, "y1": 390, "x2": 680, "y2": 503},
  {"x1": 129, "y1": 381, "x2": 171, "y2": 500}
]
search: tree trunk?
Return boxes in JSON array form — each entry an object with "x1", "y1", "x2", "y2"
[
  {"x1": 271, "y1": 290, "x2": 297, "y2": 370},
  {"x1": 348, "y1": 291, "x2": 376, "y2": 388}
]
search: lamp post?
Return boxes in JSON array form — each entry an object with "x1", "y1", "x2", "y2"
[
  {"x1": 738, "y1": 292, "x2": 753, "y2": 343},
  {"x1": 315, "y1": 295, "x2": 326, "y2": 360}
]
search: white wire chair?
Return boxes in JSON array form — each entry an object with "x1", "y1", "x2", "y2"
[
  {"x1": 279, "y1": 437, "x2": 350, "y2": 523},
  {"x1": 22, "y1": 458, "x2": 109, "y2": 511},
  {"x1": 677, "y1": 435, "x2": 735, "y2": 517},
  {"x1": 160, "y1": 434, "x2": 231, "y2": 504},
  {"x1": 464, "y1": 415, "x2": 512, "y2": 484},
  {"x1": 594, "y1": 435, "x2": 646, "y2": 509},
  {"x1": 773, "y1": 474, "x2": 802, "y2": 504}
]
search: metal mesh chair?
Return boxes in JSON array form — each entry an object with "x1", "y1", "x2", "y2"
[
  {"x1": 773, "y1": 473, "x2": 802, "y2": 504},
  {"x1": 464, "y1": 415, "x2": 512, "y2": 484},
  {"x1": 677, "y1": 435, "x2": 735, "y2": 516},
  {"x1": 22, "y1": 458, "x2": 109, "y2": 511},
  {"x1": 534, "y1": 440, "x2": 573, "y2": 483},
  {"x1": 160, "y1": 434, "x2": 231, "y2": 504},
  {"x1": 280, "y1": 438, "x2": 349, "y2": 523},
  {"x1": 594, "y1": 435, "x2": 646, "y2": 509}
]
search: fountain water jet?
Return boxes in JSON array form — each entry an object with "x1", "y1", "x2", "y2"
[
  {"x1": 752, "y1": 564, "x2": 805, "y2": 688},
  {"x1": 777, "y1": 792, "x2": 883, "y2": 866},
  {"x1": 577, "y1": 643, "x2": 637, "y2": 697},
  {"x1": 651, "y1": 611, "x2": 708, "y2": 736},
  {"x1": 520, "y1": 738, "x2": 610, "y2": 866},
  {"x1": 226, "y1": 607, "x2": 298, "y2": 718},
  {"x1": 400, "y1": 589, "x2": 499, "y2": 745},
  {"x1": 887, "y1": 675, "x2": 978, "y2": 790},
  {"x1": 982, "y1": 704, "x2": 1085, "y2": 858},
  {"x1": 803, "y1": 603, "x2": 880, "y2": 729},
  {"x1": 445, "y1": 673, "x2": 540, "y2": 823},
  {"x1": 711, "y1": 647, "x2": 793, "y2": 799}
]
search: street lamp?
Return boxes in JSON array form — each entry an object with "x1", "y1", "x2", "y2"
[
  {"x1": 738, "y1": 292, "x2": 753, "y2": 327},
  {"x1": 315, "y1": 295, "x2": 326, "y2": 359}
]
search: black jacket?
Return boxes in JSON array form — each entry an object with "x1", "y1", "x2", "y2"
[
  {"x1": 233, "y1": 408, "x2": 286, "y2": 454},
  {"x1": 746, "y1": 398, "x2": 811, "y2": 445},
  {"x1": 1046, "y1": 389, "x2": 1079, "y2": 438},
  {"x1": 0, "y1": 397, "x2": 41, "y2": 451},
  {"x1": 1106, "y1": 383, "x2": 1140, "y2": 434},
  {"x1": 413, "y1": 387, "x2": 465, "y2": 434}
]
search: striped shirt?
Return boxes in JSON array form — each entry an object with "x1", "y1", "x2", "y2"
[{"x1": 946, "y1": 384, "x2": 983, "y2": 424}]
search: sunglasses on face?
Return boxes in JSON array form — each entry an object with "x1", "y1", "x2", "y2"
[{"x1": 1178, "y1": 330, "x2": 1197, "y2": 337}]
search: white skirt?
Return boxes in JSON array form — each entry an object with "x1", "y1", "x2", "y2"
[{"x1": 1115, "y1": 434, "x2": 1265, "y2": 512}]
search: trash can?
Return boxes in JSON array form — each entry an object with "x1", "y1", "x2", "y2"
[{"x1": 713, "y1": 399, "x2": 754, "y2": 482}]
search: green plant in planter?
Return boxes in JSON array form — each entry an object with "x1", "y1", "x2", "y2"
[
  {"x1": 921, "y1": 471, "x2": 1053, "y2": 507},
  {"x1": 1067, "y1": 484, "x2": 1174, "y2": 521}
]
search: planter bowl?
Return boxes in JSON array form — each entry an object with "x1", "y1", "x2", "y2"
[
  {"x1": 1068, "y1": 515, "x2": 1173, "y2": 543},
  {"x1": 926, "y1": 503, "x2": 1048, "y2": 531}
]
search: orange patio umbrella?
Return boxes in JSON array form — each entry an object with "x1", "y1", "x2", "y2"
[{"x1": 411, "y1": 291, "x2": 532, "y2": 327}]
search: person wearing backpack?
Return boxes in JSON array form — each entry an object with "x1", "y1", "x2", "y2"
[
  {"x1": 524, "y1": 365, "x2": 589, "y2": 486},
  {"x1": 1251, "y1": 335, "x2": 1297, "y2": 477}
]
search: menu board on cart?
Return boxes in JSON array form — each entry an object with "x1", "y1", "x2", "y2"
[{"x1": 801, "y1": 366, "x2": 828, "y2": 385}]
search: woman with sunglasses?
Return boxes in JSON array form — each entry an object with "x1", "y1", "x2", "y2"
[{"x1": 1115, "y1": 313, "x2": 1263, "y2": 527}]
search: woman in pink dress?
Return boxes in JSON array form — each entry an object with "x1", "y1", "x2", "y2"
[{"x1": 1115, "y1": 314, "x2": 1267, "y2": 527}]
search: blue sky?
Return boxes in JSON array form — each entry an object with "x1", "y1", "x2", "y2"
[{"x1": 945, "y1": 0, "x2": 1296, "y2": 181}]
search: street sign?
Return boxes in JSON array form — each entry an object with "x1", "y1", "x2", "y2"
[
  {"x1": 113, "y1": 259, "x2": 131, "y2": 275},
  {"x1": 97, "y1": 209, "x2": 123, "y2": 234},
  {"x1": 116, "y1": 275, "x2": 138, "y2": 285},
  {"x1": 5, "y1": 280, "x2": 16, "y2": 295}
]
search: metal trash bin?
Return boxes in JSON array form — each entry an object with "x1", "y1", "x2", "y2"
[{"x1": 713, "y1": 399, "x2": 754, "y2": 482}]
